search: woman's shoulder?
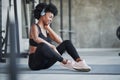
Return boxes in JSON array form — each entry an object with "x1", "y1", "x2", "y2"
[
  {"x1": 30, "y1": 24, "x2": 41, "y2": 33},
  {"x1": 29, "y1": 24, "x2": 37, "y2": 33},
  {"x1": 31, "y1": 24, "x2": 37, "y2": 27},
  {"x1": 30, "y1": 24, "x2": 38, "y2": 29}
]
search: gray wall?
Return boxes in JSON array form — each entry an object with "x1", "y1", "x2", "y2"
[{"x1": 51, "y1": 0, "x2": 120, "y2": 48}]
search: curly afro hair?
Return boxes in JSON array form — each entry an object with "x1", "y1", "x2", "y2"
[{"x1": 34, "y1": 3, "x2": 58, "y2": 20}]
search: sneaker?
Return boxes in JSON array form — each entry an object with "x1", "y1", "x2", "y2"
[
  {"x1": 73, "y1": 59, "x2": 91, "y2": 72},
  {"x1": 61, "y1": 60, "x2": 75, "y2": 70}
]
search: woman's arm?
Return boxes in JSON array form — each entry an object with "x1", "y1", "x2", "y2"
[
  {"x1": 30, "y1": 24, "x2": 61, "y2": 55},
  {"x1": 30, "y1": 24, "x2": 54, "y2": 47},
  {"x1": 45, "y1": 25, "x2": 63, "y2": 44}
]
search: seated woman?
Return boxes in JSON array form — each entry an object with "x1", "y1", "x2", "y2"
[{"x1": 28, "y1": 3, "x2": 91, "y2": 72}]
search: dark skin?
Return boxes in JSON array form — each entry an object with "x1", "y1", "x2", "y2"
[{"x1": 29, "y1": 12, "x2": 82, "y2": 64}]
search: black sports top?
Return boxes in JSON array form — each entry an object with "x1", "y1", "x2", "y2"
[{"x1": 29, "y1": 24, "x2": 51, "y2": 46}]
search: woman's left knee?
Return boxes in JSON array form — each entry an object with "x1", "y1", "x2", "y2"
[{"x1": 62, "y1": 40, "x2": 71, "y2": 44}]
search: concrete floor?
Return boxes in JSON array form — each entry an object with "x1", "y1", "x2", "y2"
[{"x1": 0, "y1": 51, "x2": 120, "y2": 80}]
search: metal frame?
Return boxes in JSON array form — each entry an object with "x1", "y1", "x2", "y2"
[
  {"x1": 0, "y1": 0, "x2": 3, "y2": 61},
  {"x1": 0, "y1": 0, "x2": 6, "y2": 62},
  {"x1": 60, "y1": 0, "x2": 63, "y2": 39},
  {"x1": 68, "y1": 0, "x2": 72, "y2": 40},
  {"x1": 8, "y1": 0, "x2": 20, "y2": 80}
]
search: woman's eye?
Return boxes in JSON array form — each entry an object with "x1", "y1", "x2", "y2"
[{"x1": 50, "y1": 16, "x2": 52, "y2": 18}]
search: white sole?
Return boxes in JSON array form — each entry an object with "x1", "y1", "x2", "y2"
[{"x1": 73, "y1": 68, "x2": 91, "y2": 72}]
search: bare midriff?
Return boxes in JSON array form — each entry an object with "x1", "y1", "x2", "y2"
[{"x1": 29, "y1": 46, "x2": 37, "y2": 54}]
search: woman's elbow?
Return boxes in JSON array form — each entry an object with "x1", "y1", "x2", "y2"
[
  {"x1": 57, "y1": 38, "x2": 63, "y2": 44},
  {"x1": 33, "y1": 38, "x2": 40, "y2": 43}
]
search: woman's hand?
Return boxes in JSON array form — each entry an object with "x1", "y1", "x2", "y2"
[
  {"x1": 44, "y1": 24, "x2": 50, "y2": 30},
  {"x1": 44, "y1": 24, "x2": 63, "y2": 44}
]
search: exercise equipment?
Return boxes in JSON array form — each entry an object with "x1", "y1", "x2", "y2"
[
  {"x1": 116, "y1": 26, "x2": 120, "y2": 40},
  {"x1": 0, "y1": 0, "x2": 7, "y2": 63},
  {"x1": 116, "y1": 26, "x2": 120, "y2": 56}
]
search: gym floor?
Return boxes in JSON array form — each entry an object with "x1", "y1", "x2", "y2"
[{"x1": 0, "y1": 51, "x2": 120, "y2": 80}]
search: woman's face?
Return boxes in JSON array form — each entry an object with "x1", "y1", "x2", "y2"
[{"x1": 42, "y1": 12, "x2": 54, "y2": 25}]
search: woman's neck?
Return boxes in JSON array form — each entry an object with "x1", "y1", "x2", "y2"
[{"x1": 37, "y1": 20, "x2": 45, "y2": 29}]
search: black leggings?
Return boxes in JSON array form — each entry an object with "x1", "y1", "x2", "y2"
[{"x1": 28, "y1": 40, "x2": 80, "y2": 70}]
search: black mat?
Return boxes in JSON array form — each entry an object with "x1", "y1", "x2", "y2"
[{"x1": 0, "y1": 64, "x2": 120, "y2": 75}]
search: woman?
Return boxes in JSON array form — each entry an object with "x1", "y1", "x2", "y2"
[{"x1": 28, "y1": 3, "x2": 91, "y2": 72}]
